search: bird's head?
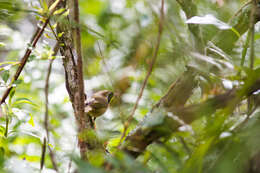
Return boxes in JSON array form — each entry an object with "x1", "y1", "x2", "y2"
[{"x1": 98, "y1": 90, "x2": 114, "y2": 103}]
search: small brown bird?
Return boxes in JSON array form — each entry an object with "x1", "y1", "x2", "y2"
[{"x1": 85, "y1": 90, "x2": 113, "y2": 118}]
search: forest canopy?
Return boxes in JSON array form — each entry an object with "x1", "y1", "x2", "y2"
[{"x1": 0, "y1": 0, "x2": 260, "y2": 172}]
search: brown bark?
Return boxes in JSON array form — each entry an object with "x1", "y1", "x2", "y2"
[{"x1": 56, "y1": 0, "x2": 98, "y2": 160}]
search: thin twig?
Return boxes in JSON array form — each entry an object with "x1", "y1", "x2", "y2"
[
  {"x1": 178, "y1": 136, "x2": 191, "y2": 156},
  {"x1": 228, "y1": 0, "x2": 252, "y2": 23},
  {"x1": 150, "y1": 80, "x2": 177, "y2": 113},
  {"x1": 211, "y1": 0, "x2": 253, "y2": 50},
  {"x1": 44, "y1": 43, "x2": 59, "y2": 172},
  {"x1": 249, "y1": 0, "x2": 256, "y2": 69},
  {"x1": 117, "y1": 0, "x2": 165, "y2": 147},
  {"x1": 48, "y1": 145, "x2": 59, "y2": 172},
  {"x1": 97, "y1": 41, "x2": 128, "y2": 133},
  {"x1": 40, "y1": 137, "x2": 47, "y2": 170},
  {"x1": 44, "y1": 45, "x2": 57, "y2": 140},
  {"x1": 48, "y1": 23, "x2": 60, "y2": 42},
  {"x1": 67, "y1": 158, "x2": 72, "y2": 173},
  {"x1": 97, "y1": 41, "x2": 114, "y2": 88},
  {"x1": 0, "y1": 0, "x2": 62, "y2": 105},
  {"x1": 232, "y1": 107, "x2": 256, "y2": 132}
]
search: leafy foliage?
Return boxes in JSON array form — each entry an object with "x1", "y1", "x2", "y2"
[{"x1": 0, "y1": 0, "x2": 260, "y2": 172}]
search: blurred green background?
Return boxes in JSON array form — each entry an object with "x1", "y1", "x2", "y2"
[{"x1": 0, "y1": 0, "x2": 260, "y2": 172}]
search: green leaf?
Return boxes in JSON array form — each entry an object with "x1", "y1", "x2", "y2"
[
  {"x1": 182, "y1": 137, "x2": 215, "y2": 173},
  {"x1": 49, "y1": 0, "x2": 60, "y2": 12},
  {"x1": 57, "y1": 32, "x2": 64, "y2": 38},
  {"x1": 80, "y1": 0, "x2": 105, "y2": 15},
  {"x1": 73, "y1": 156, "x2": 106, "y2": 173},
  {"x1": 52, "y1": 23, "x2": 57, "y2": 29},
  {"x1": 88, "y1": 150, "x2": 106, "y2": 167},
  {"x1": 88, "y1": 59, "x2": 101, "y2": 75},
  {"x1": 62, "y1": 9, "x2": 70, "y2": 17},
  {"x1": 2, "y1": 70, "x2": 9, "y2": 83},
  {"x1": 186, "y1": 14, "x2": 231, "y2": 30},
  {"x1": 44, "y1": 33, "x2": 52, "y2": 39},
  {"x1": 8, "y1": 88, "x2": 16, "y2": 106},
  {"x1": 0, "y1": 61, "x2": 19, "y2": 66},
  {"x1": 13, "y1": 79, "x2": 22, "y2": 85},
  {"x1": 28, "y1": 114, "x2": 35, "y2": 127},
  {"x1": 230, "y1": 27, "x2": 241, "y2": 38},
  {"x1": 39, "y1": 0, "x2": 48, "y2": 12},
  {"x1": 27, "y1": 43, "x2": 33, "y2": 50},
  {"x1": 19, "y1": 154, "x2": 40, "y2": 162},
  {"x1": 13, "y1": 134, "x2": 41, "y2": 145},
  {"x1": 28, "y1": 54, "x2": 36, "y2": 62},
  {"x1": 12, "y1": 98, "x2": 38, "y2": 108},
  {"x1": 48, "y1": 143, "x2": 54, "y2": 149},
  {"x1": 255, "y1": 33, "x2": 260, "y2": 40},
  {"x1": 53, "y1": 8, "x2": 65, "y2": 15},
  {"x1": 0, "y1": 42, "x2": 5, "y2": 47},
  {"x1": 0, "y1": 147, "x2": 5, "y2": 168},
  {"x1": 0, "y1": 126, "x2": 5, "y2": 137}
]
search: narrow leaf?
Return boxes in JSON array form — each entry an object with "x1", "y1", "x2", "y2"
[
  {"x1": 49, "y1": 0, "x2": 60, "y2": 12},
  {"x1": 186, "y1": 14, "x2": 231, "y2": 30}
]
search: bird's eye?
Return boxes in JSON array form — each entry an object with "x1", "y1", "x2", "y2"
[{"x1": 107, "y1": 92, "x2": 114, "y2": 103}]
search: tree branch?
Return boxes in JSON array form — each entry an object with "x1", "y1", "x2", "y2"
[
  {"x1": 56, "y1": 0, "x2": 102, "y2": 160},
  {"x1": 0, "y1": 0, "x2": 62, "y2": 105},
  {"x1": 118, "y1": 0, "x2": 165, "y2": 148},
  {"x1": 122, "y1": 73, "x2": 260, "y2": 158},
  {"x1": 44, "y1": 43, "x2": 59, "y2": 172},
  {"x1": 40, "y1": 137, "x2": 47, "y2": 170},
  {"x1": 72, "y1": 0, "x2": 90, "y2": 159}
]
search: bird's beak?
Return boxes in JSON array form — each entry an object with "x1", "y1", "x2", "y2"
[{"x1": 107, "y1": 92, "x2": 114, "y2": 103}]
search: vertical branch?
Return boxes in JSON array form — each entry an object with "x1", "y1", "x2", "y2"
[
  {"x1": 44, "y1": 43, "x2": 59, "y2": 172},
  {"x1": 44, "y1": 59, "x2": 53, "y2": 129},
  {"x1": 44, "y1": 43, "x2": 59, "y2": 139},
  {"x1": 73, "y1": 0, "x2": 86, "y2": 129},
  {"x1": 118, "y1": 0, "x2": 165, "y2": 147},
  {"x1": 44, "y1": 59, "x2": 53, "y2": 139},
  {"x1": 73, "y1": 0, "x2": 91, "y2": 160},
  {"x1": 57, "y1": 0, "x2": 98, "y2": 161}
]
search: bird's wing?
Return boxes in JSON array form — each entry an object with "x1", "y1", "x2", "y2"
[
  {"x1": 88, "y1": 96, "x2": 107, "y2": 107},
  {"x1": 85, "y1": 94, "x2": 109, "y2": 117},
  {"x1": 85, "y1": 105, "x2": 93, "y2": 113}
]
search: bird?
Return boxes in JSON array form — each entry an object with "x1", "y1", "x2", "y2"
[{"x1": 85, "y1": 90, "x2": 113, "y2": 119}]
